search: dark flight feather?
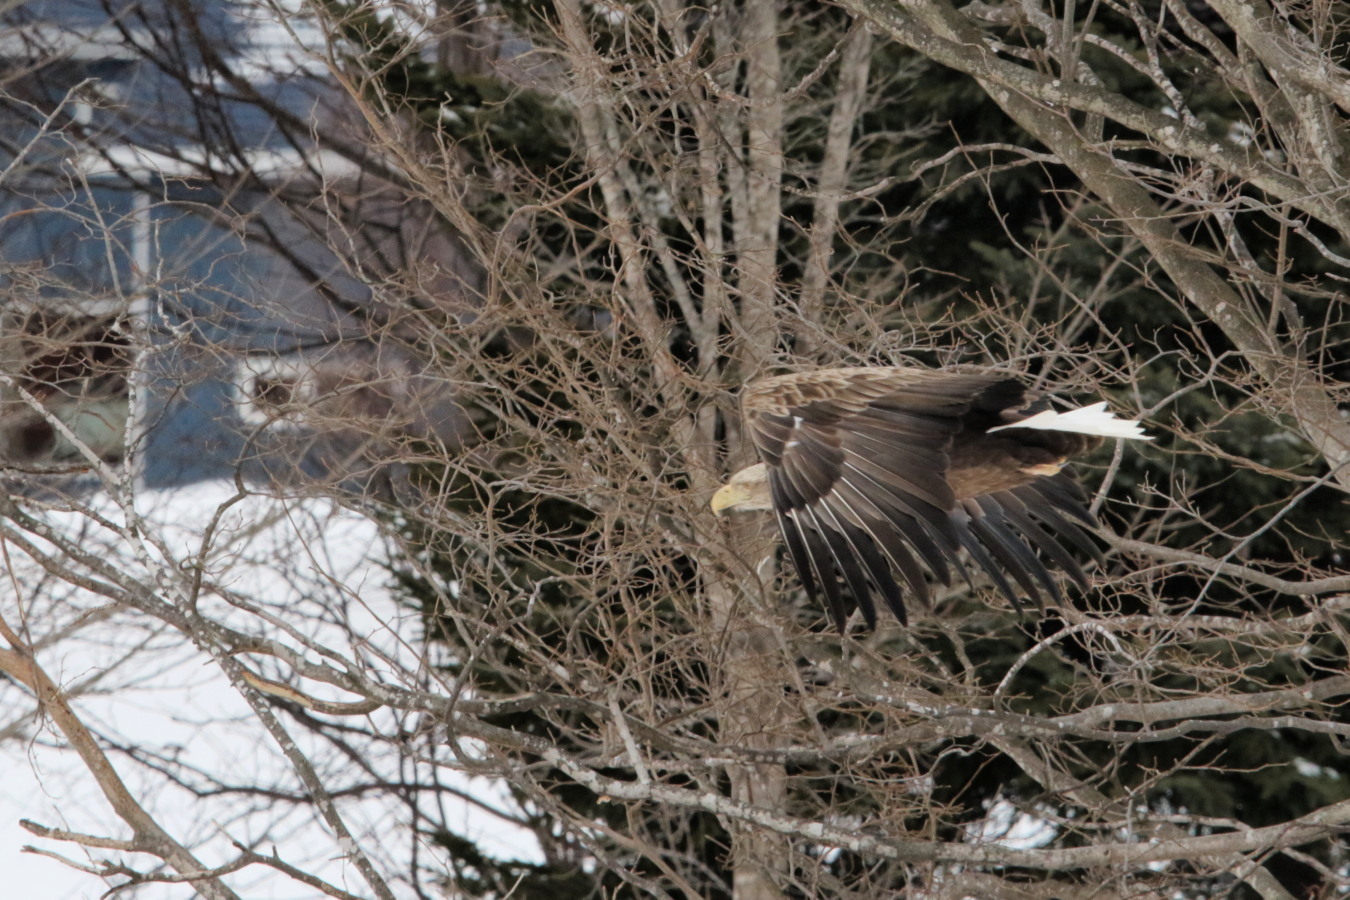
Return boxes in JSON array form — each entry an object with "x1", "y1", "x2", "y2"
[{"x1": 737, "y1": 366, "x2": 1146, "y2": 629}]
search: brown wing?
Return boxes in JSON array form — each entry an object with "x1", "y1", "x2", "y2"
[{"x1": 743, "y1": 367, "x2": 1102, "y2": 629}]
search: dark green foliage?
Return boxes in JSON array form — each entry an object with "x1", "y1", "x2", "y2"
[
  {"x1": 323, "y1": 0, "x2": 575, "y2": 174},
  {"x1": 386, "y1": 327, "x2": 729, "y2": 897},
  {"x1": 429, "y1": 830, "x2": 596, "y2": 900}
]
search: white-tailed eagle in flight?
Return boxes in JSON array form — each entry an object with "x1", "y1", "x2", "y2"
[{"x1": 710, "y1": 366, "x2": 1150, "y2": 628}]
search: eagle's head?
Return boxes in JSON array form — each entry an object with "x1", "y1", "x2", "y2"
[{"x1": 710, "y1": 463, "x2": 773, "y2": 515}]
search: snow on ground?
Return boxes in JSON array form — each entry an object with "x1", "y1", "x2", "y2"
[{"x1": 0, "y1": 480, "x2": 537, "y2": 899}]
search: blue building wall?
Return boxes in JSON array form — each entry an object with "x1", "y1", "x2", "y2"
[{"x1": 0, "y1": 0, "x2": 379, "y2": 487}]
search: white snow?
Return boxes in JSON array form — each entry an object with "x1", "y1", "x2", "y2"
[{"x1": 0, "y1": 480, "x2": 539, "y2": 899}]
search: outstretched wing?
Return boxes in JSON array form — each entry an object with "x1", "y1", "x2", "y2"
[{"x1": 742, "y1": 367, "x2": 1101, "y2": 628}]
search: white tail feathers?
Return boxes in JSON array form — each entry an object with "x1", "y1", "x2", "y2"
[{"x1": 987, "y1": 401, "x2": 1152, "y2": 440}]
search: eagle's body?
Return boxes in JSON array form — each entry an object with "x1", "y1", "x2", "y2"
[{"x1": 711, "y1": 366, "x2": 1149, "y2": 628}]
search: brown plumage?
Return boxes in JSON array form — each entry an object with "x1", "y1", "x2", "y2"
[{"x1": 711, "y1": 366, "x2": 1149, "y2": 629}]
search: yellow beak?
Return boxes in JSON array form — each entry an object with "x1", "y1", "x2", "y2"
[{"x1": 710, "y1": 482, "x2": 748, "y2": 516}]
